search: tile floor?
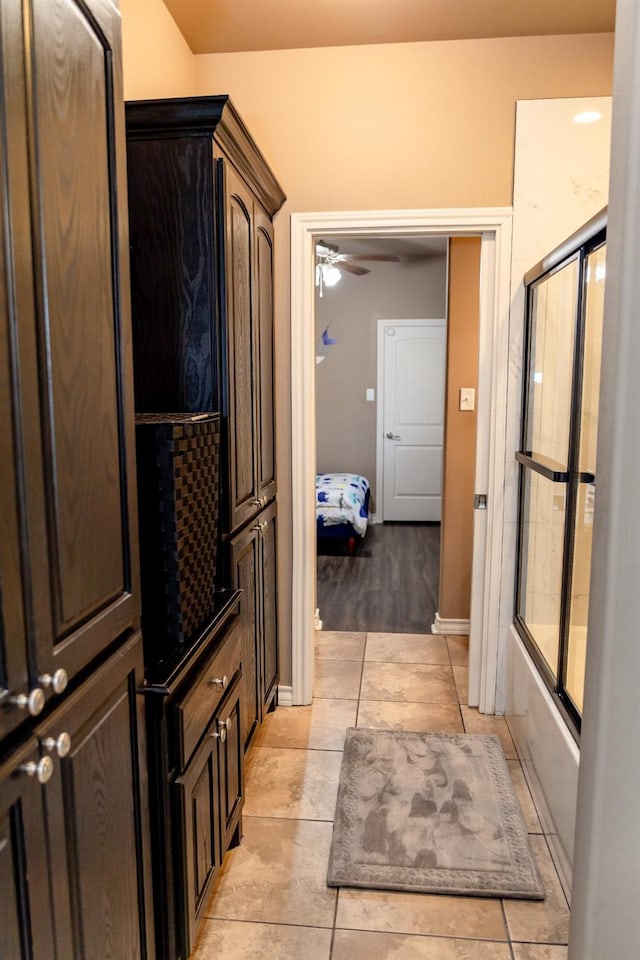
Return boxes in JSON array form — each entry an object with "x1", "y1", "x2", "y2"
[{"x1": 192, "y1": 631, "x2": 570, "y2": 960}]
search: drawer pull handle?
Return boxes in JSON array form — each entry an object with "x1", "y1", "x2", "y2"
[
  {"x1": 39, "y1": 669, "x2": 68, "y2": 695},
  {"x1": 208, "y1": 674, "x2": 228, "y2": 689},
  {"x1": 42, "y1": 732, "x2": 72, "y2": 758},
  {"x1": 210, "y1": 718, "x2": 232, "y2": 743},
  {"x1": 20, "y1": 756, "x2": 54, "y2": 785},
  {"x1": 9, "y1": 687, "x2": 45, "y2": 716}
]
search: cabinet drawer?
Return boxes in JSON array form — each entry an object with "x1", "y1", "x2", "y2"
[{"x1": 175, "y1": 619, "x2": 242, "y2": 769}]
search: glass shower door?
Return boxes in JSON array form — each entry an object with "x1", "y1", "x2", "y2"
[
  {"x1": 565, "y1": 243, "x2": 606, "y2": 714},
  {"x1": 517, "y1": 258, "x2": 578, "y2": 684},
  {"x1": 516, "y1": 213, "x2": 606, "y2": 734}
]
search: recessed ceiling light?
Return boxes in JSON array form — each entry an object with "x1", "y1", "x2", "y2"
[{"x1": 573, "y1": 111, "x2": 602, "y2": 124}]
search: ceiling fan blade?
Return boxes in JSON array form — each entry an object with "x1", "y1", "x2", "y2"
[
  {"x1": 339, "y1": 253, "x2": 402, "y2": 262},
  {"x1": 339, "y1": 261, "x2": 370, "y2": 277},
  {"x1": 317, "y1": 239, "x2": 339, "y2": 254}
]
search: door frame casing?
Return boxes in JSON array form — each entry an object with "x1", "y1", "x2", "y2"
[
  {"x1": 290, "y1": 208, "x2": 513, "y2": 711},
  {"x1": 376, "y1": 318, "x2": 447, "y2": 524}
]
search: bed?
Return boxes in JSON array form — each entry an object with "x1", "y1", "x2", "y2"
[{"x1": 316, "y1": 473, "x2": 370, "y2": 554}]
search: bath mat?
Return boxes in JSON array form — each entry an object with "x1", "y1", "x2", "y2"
[{"x1": 327, "y1": 728, "x2": 544, "y2": 899}]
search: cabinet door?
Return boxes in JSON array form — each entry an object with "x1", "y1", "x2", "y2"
[
  {"x1": 254, "y1": 209, "x2": 277, "y2": 504},
  {"x1": 260, "y1": 502, "x2": 279, "y2": 712},
  {"x1": 230, "y1": 521, "x2": 260, "y2": 749},
  {"x1": 0, "y1": 741, "x2": 55, "y2": 960},
  {"x1": 224, "y1": 163, "x2": 259, "y2": 533},
  {"x1": 217, "y1": 688, "x2": 243, "y2": 852},
  {"x1": 19, "y1": 0, "x2": 140, "y2": 684},
  {"x1": 175, "y1": 728, "x2": 222, "y2": 958},
  {"x1": 0, "y1": 0, "x2": 50, "y2": 737},
  {"x1": 39, "y1": 631, "x2": 154, "y2": 960}
]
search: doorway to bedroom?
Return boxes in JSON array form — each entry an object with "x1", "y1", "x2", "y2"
[{"x1": 314, "y1": 234, "x2": 480, "y2": 636}]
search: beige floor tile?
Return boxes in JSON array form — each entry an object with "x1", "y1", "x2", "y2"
[
  {"x1": 503, "y1": 835, "x2": 570, "y2": 944},
  {"x1": 507, "y1": 759, "x2": 543, "y2": 833},
  {"x1": 332, "y1": 930, "x2": 511, "y2": 960},
  {"x1": 243, "y1": 746, "x2": 342, "y2": 820},
  {"x1": 314, "y1": 658, "x2": 362, "y2": 699},
  {"x1": 357, "y1": 700, "x2": 463, "y2": 733},
  {"x1": 191, "y1": 918, "x2": 332, "y2": 960},
  {"x1": 315, "y1": 631, "x2": 366, "y2": 661},
  {"x1": 361, "y1": 662, "x2": 458, "y2": 704},
  {"x1": 512, "y1": 946, "x2": 568, "y2": 960},
  {"x1": 461, "y1": 706, "x2": 517, "y2": 759},
  {"x1": 365, "y1": 633, "x2": 449, "y2": 665},
  {"x1": 446, "y1": 636, "x2": 469, "y2": 666},
  {"x1": 335, "y1": 889, "x2": 508, "y2": 941},
  {"x1": 452, "y1": 665, "x2": 469, "y2": 704},
  {"x1": 253, "y1": 698, "x2": 357, "y2": 750},
  {"x1": 204, "y1": 817, "x2": 336, "y2": 926}
]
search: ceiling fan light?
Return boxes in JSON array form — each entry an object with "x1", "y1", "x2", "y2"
[{"x1": 322, "y1": 263, "x2": 341, "y2": 287}]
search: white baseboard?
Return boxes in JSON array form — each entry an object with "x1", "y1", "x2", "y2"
[
  {"x1": 277, "y1": 685, "x2": 293, "y2": 707},
  {"x1": 431, "y1": 612, "x2": 470, "y2": 636},
  {"x1": 369, "y1": 513, "x2": 381, "y2": 524},
  {"x1": 314, "y1": 608, "x2": 323, "y2": 630}
]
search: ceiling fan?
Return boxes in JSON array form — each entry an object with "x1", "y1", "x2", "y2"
[{"x1": 315, "y1": 239, "x2": 401, "y2": 294}]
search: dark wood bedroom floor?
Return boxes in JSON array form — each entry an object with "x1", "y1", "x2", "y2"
[{"x1": 316, "y1": 521, "x2": 440, "y2": 633}]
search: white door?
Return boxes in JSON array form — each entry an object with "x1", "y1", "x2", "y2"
[{"x1": 380, "y1": 319, "x2": 446, "y2": 521}]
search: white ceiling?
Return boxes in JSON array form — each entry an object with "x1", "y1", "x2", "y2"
[{"x1": 163, "y1": 0, "x2": 616, "y2": 55}]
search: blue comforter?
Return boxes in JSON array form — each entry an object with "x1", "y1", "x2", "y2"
[{"x1": 316, "y1": 473, "x2": 370, "y2": 537}]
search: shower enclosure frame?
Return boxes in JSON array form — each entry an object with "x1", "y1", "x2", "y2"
[{"x1": 515, "y1": 208, "x2": 607, "y2": 739}]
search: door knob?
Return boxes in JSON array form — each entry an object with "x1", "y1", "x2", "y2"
[{"x1": 386, "y1": 432, "x2": 401, "y2": 440}]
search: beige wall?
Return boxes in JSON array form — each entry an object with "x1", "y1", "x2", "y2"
[
  {"x1": 439, "y1": 238, "x2": 481, "y2": 621},
  {"x1": 121, "y1": 0, "x2": 196, "y2": 100},
  {"x1": 315, "y1": 256, "x2": 447, "y2": 507}
]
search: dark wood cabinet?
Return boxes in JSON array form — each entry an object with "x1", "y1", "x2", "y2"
[
  {"x1": 0, "y1": 0, "x2": 140, "y2": 742},
  {"x1": 231, "y1": 500, "x2": 279, "y2": 749},
  {"x1": 0, "y1": 633, "x2": 154, "y2": 960},
  {"x1": 125, "y1": 95, "x2": 284, "y2": 959},
  {"x1": 175, "y1": 674, "x2": 243, "y2": 956},
  {"x1": 125, "y1": 97, "x2": 283, "y2": 758},
  {"x1": 143, "y1": 595, "x2": 244, "y2": 960},
  {"x1": 125, "y1": 97, "x2": 285, "y2": 534},
  {"x1": 0, "y1": 2, "x2": 153, "y2": 957},
  {"x1": 0, "y1": 739, "x2": 55, "y2": 960}
]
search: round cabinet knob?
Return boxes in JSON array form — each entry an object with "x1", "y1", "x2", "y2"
[
  {"x1": 20, "y1": 756, "x2": 54, "y2": 785},
  {"x1": 210, "y1": 724, "x2": 227, "y2": 743},
  {"x1": 208, "y1": 674, "x2": 228, "y2": 689},
  {"x1": 39, "y1": 669, "x2": 68, "y2": 695},
  {"x1": 252, "y1": 523, "x2": 262, "y2": 532},
  {"x1": 10, "y1": 687, "x2": 45, "y2": 716},
  {"x1": 223, "y1": 717, "x2": 232, "y2": 731},
  {"x1": 42, "y1": 731, "x2": 72, "y2": 758},
  {"x1": 252, "y1": 498, "x2": 262, "y2": 507}
]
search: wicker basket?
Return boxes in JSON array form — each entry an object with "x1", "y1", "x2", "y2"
[{"x1": 135, "y1": 413, "x2": 221, "y2": 647}]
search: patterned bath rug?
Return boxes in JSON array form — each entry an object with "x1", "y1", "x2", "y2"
[{"x1": 327, "y1": 728, "x2": 544, "y2": 899}]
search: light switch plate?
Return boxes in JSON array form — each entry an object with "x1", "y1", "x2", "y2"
[
  {"x1": 459, "y1": 387, "x2": 475, "y2": 411},
  {"x1": 366, "y1": 388, "x2": 375, "y2": 402}
]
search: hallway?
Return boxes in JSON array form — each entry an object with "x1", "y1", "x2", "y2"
[{"x1": 192, "y1": 632, "x2": 569, "y2": 959}]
